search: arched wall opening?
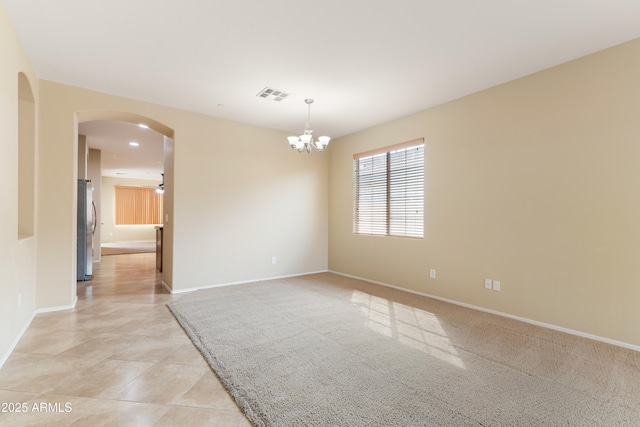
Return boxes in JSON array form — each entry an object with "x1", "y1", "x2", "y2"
[
  {"x1": 76, "y1": 110, "x2": 175, "y2": 290},
  {"x1": 18, "y1": 72, "x2": 36, "y2": 239}
]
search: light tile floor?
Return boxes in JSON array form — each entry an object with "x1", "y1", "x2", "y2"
[{"x1": 0, "y1": 253, "x2": 251, "y2": 427}]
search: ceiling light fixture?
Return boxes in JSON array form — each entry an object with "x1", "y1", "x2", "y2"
[
  {"x1": 156, "y1": 173, "x2": 164, "y2": 194},
  {"x1": 287, "y1": 99, "x2": 330, "y2": 153},
  {"x1": 129, "y1": 141, "x2": 139, "y2": 147}
]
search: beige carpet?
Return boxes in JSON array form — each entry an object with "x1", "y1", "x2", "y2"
[
  {"x1": 168, "y1": 273, "x2": 640, "y2": 426},
  {"x1": 101, "y1": 241, "x2": 156, "y2": 256}
]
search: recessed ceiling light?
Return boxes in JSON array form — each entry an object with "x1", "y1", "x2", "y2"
[
  {"x1": 129, "y1": 142, "x2": 139, "y2": 147},
  {"x1": 138, "y1": 124, "x2": 149, "y2": 129}
]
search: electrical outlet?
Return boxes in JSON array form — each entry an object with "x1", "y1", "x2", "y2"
[
  {"x1": 429, "y1": 269, "x2": 436, "y2": 279},
  {"x1": 272, "y1": 256, "x2": 277, "y2": 265},
  {"x1": 493, "y1": 280, "x2": 501, "y2": 291},
  {"x1": 484, "y1": 279, "x2": 492, "y2": 289}
]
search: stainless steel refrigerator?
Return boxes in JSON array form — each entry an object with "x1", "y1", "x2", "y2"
[{"x1": 77, "y1": 179, "x2": 95, "y2": 281}]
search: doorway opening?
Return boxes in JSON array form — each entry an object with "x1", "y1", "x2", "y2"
[{"x1": 76, "y1": 111, "x2": 174, "y2": 291}]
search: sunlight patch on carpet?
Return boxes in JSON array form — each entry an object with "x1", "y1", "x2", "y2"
[{"x1": 351, "y1": 290, "x2": 466, "y2": 369}]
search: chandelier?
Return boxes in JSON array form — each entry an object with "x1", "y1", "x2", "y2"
[{"x1": 287, "y1": 99, "x2": 330, "y2": 153}]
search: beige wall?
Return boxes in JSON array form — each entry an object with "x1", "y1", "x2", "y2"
[
  {"x1": 101, "y1": 176, "x2": 162, "y2": 244},
  {"x1": 0, "y1": 3, "x2": 39, "y2": 365},
  {"x1": 88, "y1": 148, "x2": 102, "y2": 262},
  {"x1": 329, "y1": 38, "x2": 640, "y2": 348},
  {"x1": 36, "y1": 80, "x2": 329, "y2": 306},
  {"x1": 162, "y1": 135, "x2": 175, "y2": 289}
]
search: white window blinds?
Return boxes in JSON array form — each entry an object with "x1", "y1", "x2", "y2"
[{"x1": 353, "y1": 139, "x2": 424, "y2": 238}]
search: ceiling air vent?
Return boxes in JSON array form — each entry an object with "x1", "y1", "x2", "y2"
[{"x1": 256, "y1": 87, "x2": 289, "y2": 102}]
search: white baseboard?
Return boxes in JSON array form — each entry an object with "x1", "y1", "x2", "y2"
[
  {"x1": 2, "y1": 296, "x2": 79, "y2": 368},
  {"x1": 161, "y1": 280, "x2": 171, "y2": 294},
  {"x1": 329, "y1": 270, "x2": 640, "y2": 353},
  {"x1": 168, "y1": 270, "x2": 329, "y2": 295},
  {"x1": 36, "y1": 297, "x2": 77, "y2": 314},
  {"x1": 0, "y1": 311, "x2": 36, "y2": 369}
]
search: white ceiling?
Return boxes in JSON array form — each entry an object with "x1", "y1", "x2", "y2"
[
  {"x1": 4, "y1": 0, "x2": 640, "y2": 177},
  {"x1": 78, "y1": 120, "x2": 164, "y2": 180}
]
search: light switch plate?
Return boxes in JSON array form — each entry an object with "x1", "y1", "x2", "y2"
[
  {"x1": 484, "y1": 279, "x2": 492, "y2": 289},
  {"x1": 429, "y1": 269, "x2": 436, "y2": 279},
  {"x1": 493, "y1": 280, "x2": 501, "y2": 291}
]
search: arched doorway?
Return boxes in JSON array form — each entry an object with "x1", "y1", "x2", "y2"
[
  {"x1": 18, "y1": 72, "x2": 36, "y2": 239},
  {"x1": 76, "y1": 111, "x2": 175, "y2": 291}
]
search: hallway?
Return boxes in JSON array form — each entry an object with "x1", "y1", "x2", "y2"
[{"x1": 0, "y1": 253, "x2": 250, "y2": 426}]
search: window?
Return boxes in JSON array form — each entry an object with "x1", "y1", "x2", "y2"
[
  {"x1": 115, "y1": 186, "x2": 163, "y2": 225},
  {"x1": 353, "y1": 139, "x2": 424, "y2": 238}
]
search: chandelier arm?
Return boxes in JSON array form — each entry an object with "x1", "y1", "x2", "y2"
[{"x1": 310, "y1": 140, "x2": 322, "y2": 152}]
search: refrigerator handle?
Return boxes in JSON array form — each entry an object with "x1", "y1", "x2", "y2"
[{"x1": 92, "y1": 201, "x2": 97, "y2": 235}]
